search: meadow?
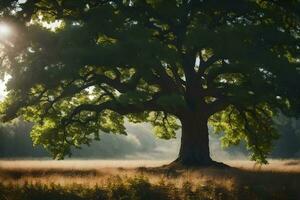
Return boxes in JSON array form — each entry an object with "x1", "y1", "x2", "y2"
[{"x1": 0, "y1": 159, "x2": 299, "y2": 200}]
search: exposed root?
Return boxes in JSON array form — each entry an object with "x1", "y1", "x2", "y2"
[
  {"x1": 164, "y1": 159, "x2": 230, "y2": 169},
  {"x1": 136, "y1": 159, "x2": 230, "y2": 176}
]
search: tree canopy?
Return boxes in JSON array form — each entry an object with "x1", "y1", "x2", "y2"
[{"x1": 0, "y1": 0, "x2": 299, "y2": 164}]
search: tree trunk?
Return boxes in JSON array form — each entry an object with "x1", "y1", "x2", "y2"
[{"x1": 172, "y1": 112, "x2": 217, "y2": 167}]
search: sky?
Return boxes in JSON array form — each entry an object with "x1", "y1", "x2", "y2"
[
  {"x1": 0, "y1": 75, "x2": 9, "y2": 100},
  {"x1": 0, "y1": 80, "x2": 6, "y2": 100},
  {"x1": 0, "y1": 22, "x2": 12, "y2": 100}
]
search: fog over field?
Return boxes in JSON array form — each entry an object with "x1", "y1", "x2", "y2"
[
  {"x1": 1, "y1": 118, "x2": 299, "y2": 161},
  {"x1": 0, "y1": 120, "x2": 250, "y2": 161},
  {"x1": 88, "y1": 122, "x2": 247, "y2": 161}
]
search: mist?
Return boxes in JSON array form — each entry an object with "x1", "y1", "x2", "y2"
[{"x1": 0, "y1": 116, "x2": 299, "y2": 160}]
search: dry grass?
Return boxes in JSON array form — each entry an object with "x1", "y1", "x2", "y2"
[
  {"x1": 0, "y1": 159, "x2": 299, "y2": 199},
  {"x1": 226, "y1": 159, "x2": 300, "y2": 172},
  {"x1": 0, "y1": 159, "x2": 299, "y2": 187}
]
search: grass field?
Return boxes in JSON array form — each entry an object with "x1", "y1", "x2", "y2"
[{"x1": 0, "y1": 159, "x2": 299, "y2": 200}]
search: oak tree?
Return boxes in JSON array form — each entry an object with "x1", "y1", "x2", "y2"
[{"x1": 0, "y1": 0, "x2": 299, "y2": 166}]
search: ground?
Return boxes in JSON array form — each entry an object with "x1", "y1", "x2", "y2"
[{"x1": 0, "y1": 159, "x2": 299, "y2": 199}]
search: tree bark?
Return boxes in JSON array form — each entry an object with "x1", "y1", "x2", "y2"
[{"x1": 171, "y1": 111, "x2": 219, "y2": 167}]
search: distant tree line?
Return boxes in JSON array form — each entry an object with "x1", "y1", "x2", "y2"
[
  {"x1": 272, "y1": 116, "x2": 300, "y2": 158},
  {"x1": 0, "y1": 121, "x2": 47, "y2": 157}
]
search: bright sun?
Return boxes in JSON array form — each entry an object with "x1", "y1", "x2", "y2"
[{"x1": 0, "y1": 23, "x2": 11, "y2": 37}]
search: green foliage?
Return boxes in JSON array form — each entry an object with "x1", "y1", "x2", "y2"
[
  {"x1": 209, "y1": 105, "x2": 279, "y2": 163},
  {"x1": 148, "y1": 112, "x2": 180, "y2": 139},
  {"x1": 0, "y1": 0, "x2": 299, "y2": 162}
]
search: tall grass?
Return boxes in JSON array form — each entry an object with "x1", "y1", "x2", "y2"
[{"x1": 0, "y1": 160, "x2": 299, "y2": 200}]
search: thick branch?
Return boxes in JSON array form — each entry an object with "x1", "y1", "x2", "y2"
[
  {"x1": 207, "y1": 97, "x2": 230, "y2": 116},
  {"x1": 62, "y1": 96, "x2": 175, "y2": 127},
  {"x1": 198, "y1": 54, "x2": 220, "y2": 75}
]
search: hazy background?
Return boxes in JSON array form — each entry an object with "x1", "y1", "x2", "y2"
[{"x1": 0, "y1": 115, "x2": 299, "y2": 161}]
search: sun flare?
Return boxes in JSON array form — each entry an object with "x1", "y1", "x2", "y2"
[{"x1": 0, "y1": 23, "x2": 11, "y2": 37}]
